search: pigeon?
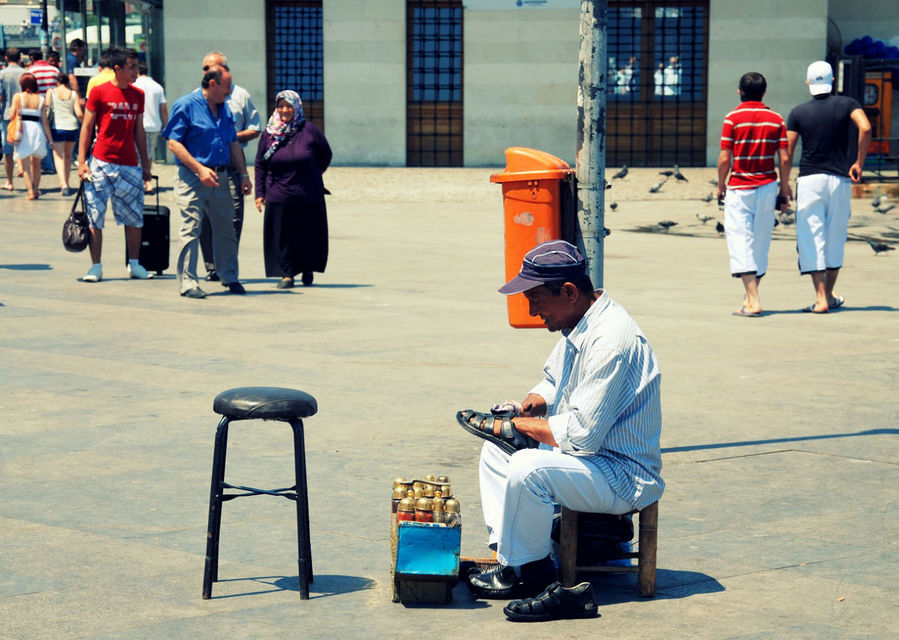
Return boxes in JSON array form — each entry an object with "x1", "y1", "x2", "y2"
[
  {"x1": 649, "y1": 181, "x2": 665, "y2": 193},
  {"x1": 696, "y1": 213, "x2": 715, "y2": 224},
  {"x1": 867, "y1": 239, "x2": 895, "y2": 255},
  {"x1": 871, "y1": 195, "x2": 883, "y2": 208},
  {"x1": 606, "y1": 182, "x2": 613, "y2": 190},
  {"x1": 709, "y1": 178, "x2": 719, "y2": 187},
  {"x1": 658, "y1": 220, "x2": 677, "y2": 232},
  {"x1": 658, "y1": 169, "x2": 674, "y2": 177},
  {"x1": 609, "y1": 202, "x2": 618, "y2": 211},
  {"x1": 673, "y1": 164, "x2": 688, "y2": 182},
  {"x1": 701, "y1": 192, "x2": 715, "y2": 202},
  {"x1": 715, "y1": 221, "x2": 725, "y2": 236},
  {"x1": 877, "y1": 204, "x2": 895, "y2": 214},
  {"x1": 603, "y1": 227, "x2": 611, "y2": 237},
  {"x1": 612, "y1": 165, "x2": 628, "y2": 179}
]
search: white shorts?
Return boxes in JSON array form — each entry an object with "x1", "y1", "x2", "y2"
[
  {"x1": 795, "y1": 173, "x2": 851, "y2": 273},
  {"x1": 723, "y1": 181, "x2": 777, "y2": 277}
]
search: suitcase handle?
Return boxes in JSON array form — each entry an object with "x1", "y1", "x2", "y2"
[{"x1": 149, "y1": 174, "x2": 160, "y2": 213}]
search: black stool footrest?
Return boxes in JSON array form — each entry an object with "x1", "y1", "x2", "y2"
[{"x1": 214, "y1": 387, "x2": 318, "y2": 420}]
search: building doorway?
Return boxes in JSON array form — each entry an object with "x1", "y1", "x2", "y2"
[
  {"x1": 406, "y1": 0, "x2": 463, "y2": 167},
  {"x1": 606, "y1": 1, "x2": 709, "y2": 167},
  {"x1": 266, "y1": 0, "x2": 324, "y2": 128}
]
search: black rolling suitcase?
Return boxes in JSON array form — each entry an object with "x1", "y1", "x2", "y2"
[{"x1": 125, "y1": 175, "x2": 170, "y2": 275}]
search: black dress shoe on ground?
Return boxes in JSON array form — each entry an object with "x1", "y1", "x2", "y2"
[
  {"x1": 277, "y1": 277, "x2": 294, "y2": 289},
  {"x1": 181, "y1": 287, "x2": 207, "y2": 299},
  {"x1": 224, "y1": 282, "x2": 246, "y2": 294},
  {"x1": 301, "y1": 271, "x2": 313, "y2": 286},
  {"x1": 205, "y1": 271, "x2": 220, "y2": 282},
  {"x1": 503, "y1": 581, "x2": 598, "y2": 622},
  {"x1": 468, "y1": 555, "x2": 556, "y2": 600}
]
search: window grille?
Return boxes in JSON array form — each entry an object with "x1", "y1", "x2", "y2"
[
  {"x1": 407, "y1": 0, "x2": 463, "y2": 167},
  {"x1": 266, "y1": 0, "x2": 324, "y2": 128}
]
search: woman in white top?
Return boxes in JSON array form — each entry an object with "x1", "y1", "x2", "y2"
[
  {"x1": 45, "y1": 73, "x2": 83, "y2": 194},
  {"x1": 9, "y1": 72, "x2": 51, "y2": 200}
]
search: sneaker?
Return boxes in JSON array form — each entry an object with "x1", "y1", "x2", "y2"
[
  {"x1": 127, "y1": 263, "x2": 154, "y2": 279},
  {"x1": 82, "y1": 264, "x2": 103, "y2": 282}
]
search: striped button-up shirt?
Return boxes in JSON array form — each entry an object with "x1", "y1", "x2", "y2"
[
  {"x1": 530, "y1": 292, "x2": 664, "y2": 510},
  {"x1": 720, "y1": 101, "x2": 787, "y2": 189}
]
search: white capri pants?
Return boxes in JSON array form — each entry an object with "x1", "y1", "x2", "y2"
[
  {"x1": 795, "y1": 173, "x2": 851, "y2": 273},
  {"x1": 479, "y1": 442, "x2": 632, "y2": 567},
  {"x1": 723, "y1": 181, "x2": 777, "y2": 277}
]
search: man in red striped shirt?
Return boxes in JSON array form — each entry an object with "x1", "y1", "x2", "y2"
[
  {"x1": 26, "y1": 49, "x2": 59, "y2": 96},
  {"x1": 716, "y1": 72, "x2": 792, "y2": 317}
]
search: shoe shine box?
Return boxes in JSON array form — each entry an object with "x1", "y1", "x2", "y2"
[
  {"x1": 392, "y1": 521, "x2": 461, "y2": 604},
  {"x1": 390, "y1": 476, "x2": 461, "y2": 604}
]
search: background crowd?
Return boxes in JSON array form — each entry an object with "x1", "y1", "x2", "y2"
[{"x1": 2, "y1": 44, "x2": 332, "y2": 294}]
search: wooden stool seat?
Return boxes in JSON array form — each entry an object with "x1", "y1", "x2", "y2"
[
  {"x1": 559, "y1": 501, "x2": 658, "y2": 597},
  {"x1": 203, "y1": 387, "x2": 318, "y2": 600}
]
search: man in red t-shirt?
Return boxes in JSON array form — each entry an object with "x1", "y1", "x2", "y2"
[
  {"x1": 716, "y1": 72, "x2": 792, "y2": 317},
  {"x1": 77, "y1": 47, "x2": 152, "y2": 283}
]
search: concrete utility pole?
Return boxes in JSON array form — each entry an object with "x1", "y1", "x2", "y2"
[{"x1": 575, "y1": 0, "x2": 607, "y2": 288}]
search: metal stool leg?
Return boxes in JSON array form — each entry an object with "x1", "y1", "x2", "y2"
[
  {"x1": 203, "y1": 416, "x2": 230, "y2": 599},
  {"x1": 291, "y1": 419, "x2": 312, "y2": 599},
  {"x1": 637, "y1": 502, "x2": 658, "y2": 597}
]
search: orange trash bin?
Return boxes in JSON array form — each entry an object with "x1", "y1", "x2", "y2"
[{"x1": 490, "y1": 147, "x2": 575, "y2": 328}]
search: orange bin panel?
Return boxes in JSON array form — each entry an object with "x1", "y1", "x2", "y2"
[{"x1": 490, "y1": 148, "x2": 574, "y2": 328}]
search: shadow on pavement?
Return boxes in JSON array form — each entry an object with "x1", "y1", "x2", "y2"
[
  {"x1": 662, "y1": 428, "x2": 899, "y2": 454},
  {"x1": 0, "y1": 263, "x2": 53, "y2": 270},
  {"x1": 593, "y1": 568, "x2": 724, "y2": 604},
  {"x1": 209, "y1": 573, "x2": 376, "y2": 599}
]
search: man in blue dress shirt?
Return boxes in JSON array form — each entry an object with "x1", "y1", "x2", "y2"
[{"x1": 162, "y1": 65, "x2": 252, "y2": 298}]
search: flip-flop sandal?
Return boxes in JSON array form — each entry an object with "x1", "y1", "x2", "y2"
[
  {"x1": 829, "y1": 296, "x2": 845, "y2": 309},
  {"x1": 732, "y1": 308, "x2": 761, "y2": 317},
  {"x1": 802, "y1": 304, "x2": 828, "y2": 314},
  {"x1": 456, "y1": 409, "x2": 539, "y2": 456}
]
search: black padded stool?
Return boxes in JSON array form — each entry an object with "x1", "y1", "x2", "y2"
[{"x1": 203, "y1": 387, "x2": 318, "y2": 600}]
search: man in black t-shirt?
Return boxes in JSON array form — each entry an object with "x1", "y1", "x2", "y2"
[{"x1": 786, "y1": 61, "x2": 871, "y2": 314}]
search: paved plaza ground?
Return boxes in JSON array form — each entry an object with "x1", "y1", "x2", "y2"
[{"x1": 1, "y1": 164, "x2": 897, "y2": 639}]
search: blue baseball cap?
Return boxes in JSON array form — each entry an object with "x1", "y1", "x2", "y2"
[{"x1": 498, "y1": 240, "x2": 587, "y2": 295}]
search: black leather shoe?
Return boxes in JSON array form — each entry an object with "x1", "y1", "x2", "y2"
[
  {"x1": 301, "y1": 271, "x2": 313, "y2": 286},
  {"x1": 180, "y1": 287, "x2": 207, "y2": 299},
  {"x1": 205, "y1": 271, "x2": 220, "y2": 282},
  {"x1": 224, "y1": 282, "x2": 246, "y2": 294},
  {"x1": 504, "y1": 581, "x2": 598, "y2": 622},
  {"x1": 468, "y1": 556, "x2": 556, "y2": 600}
]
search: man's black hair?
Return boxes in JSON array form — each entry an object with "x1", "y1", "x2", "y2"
[
  {"x1": 29, "y1": 48, "x2": 43, "y2": 61},
  {"x1": 739, "y1": 72, "x2": 767, "y2": 102},
  {"x1": 138, "y1": 62, "x2": 148, "y2": 75},
  {"x1": 5, "y1": 48, "x2": 20, "y2": 63},
  {"x1": 107, "y1": 47, "x2": 137, "y2": 71},
  {"x1": 543, "y1": 275, "x2": 595, "y2": 296}
]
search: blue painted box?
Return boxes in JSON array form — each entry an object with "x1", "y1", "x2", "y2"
[{"x1": 393, "y1": 522, "x2": 461, "y2": 604}]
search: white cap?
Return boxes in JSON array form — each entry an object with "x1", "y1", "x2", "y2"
[{"x1": 806, "y1": 61, "x2": 833, "y2": 96}]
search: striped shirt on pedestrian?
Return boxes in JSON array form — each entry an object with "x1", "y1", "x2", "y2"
[{"x1": 720, "y1": 101, "x2": 787, "y2": 189}]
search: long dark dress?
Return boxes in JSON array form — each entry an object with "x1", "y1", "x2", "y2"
[{"x1": 254, "y1": 122, "x2": 332, "y2": 278}]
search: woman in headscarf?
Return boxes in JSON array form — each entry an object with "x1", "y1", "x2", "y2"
[{"x1": 254, "y1": 90, "x2": 332, "y2": 288}]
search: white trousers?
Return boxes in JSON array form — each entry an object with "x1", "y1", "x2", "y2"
[
  {"x1": 723, "y1": 181, "x2": 777, "y2": 277},
  {"x1": 795, "y1": 173, "x2": 851, "y2": 273},
  {"x1": 479, "y1": 442, "x2": 632, "y2": 567}
]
